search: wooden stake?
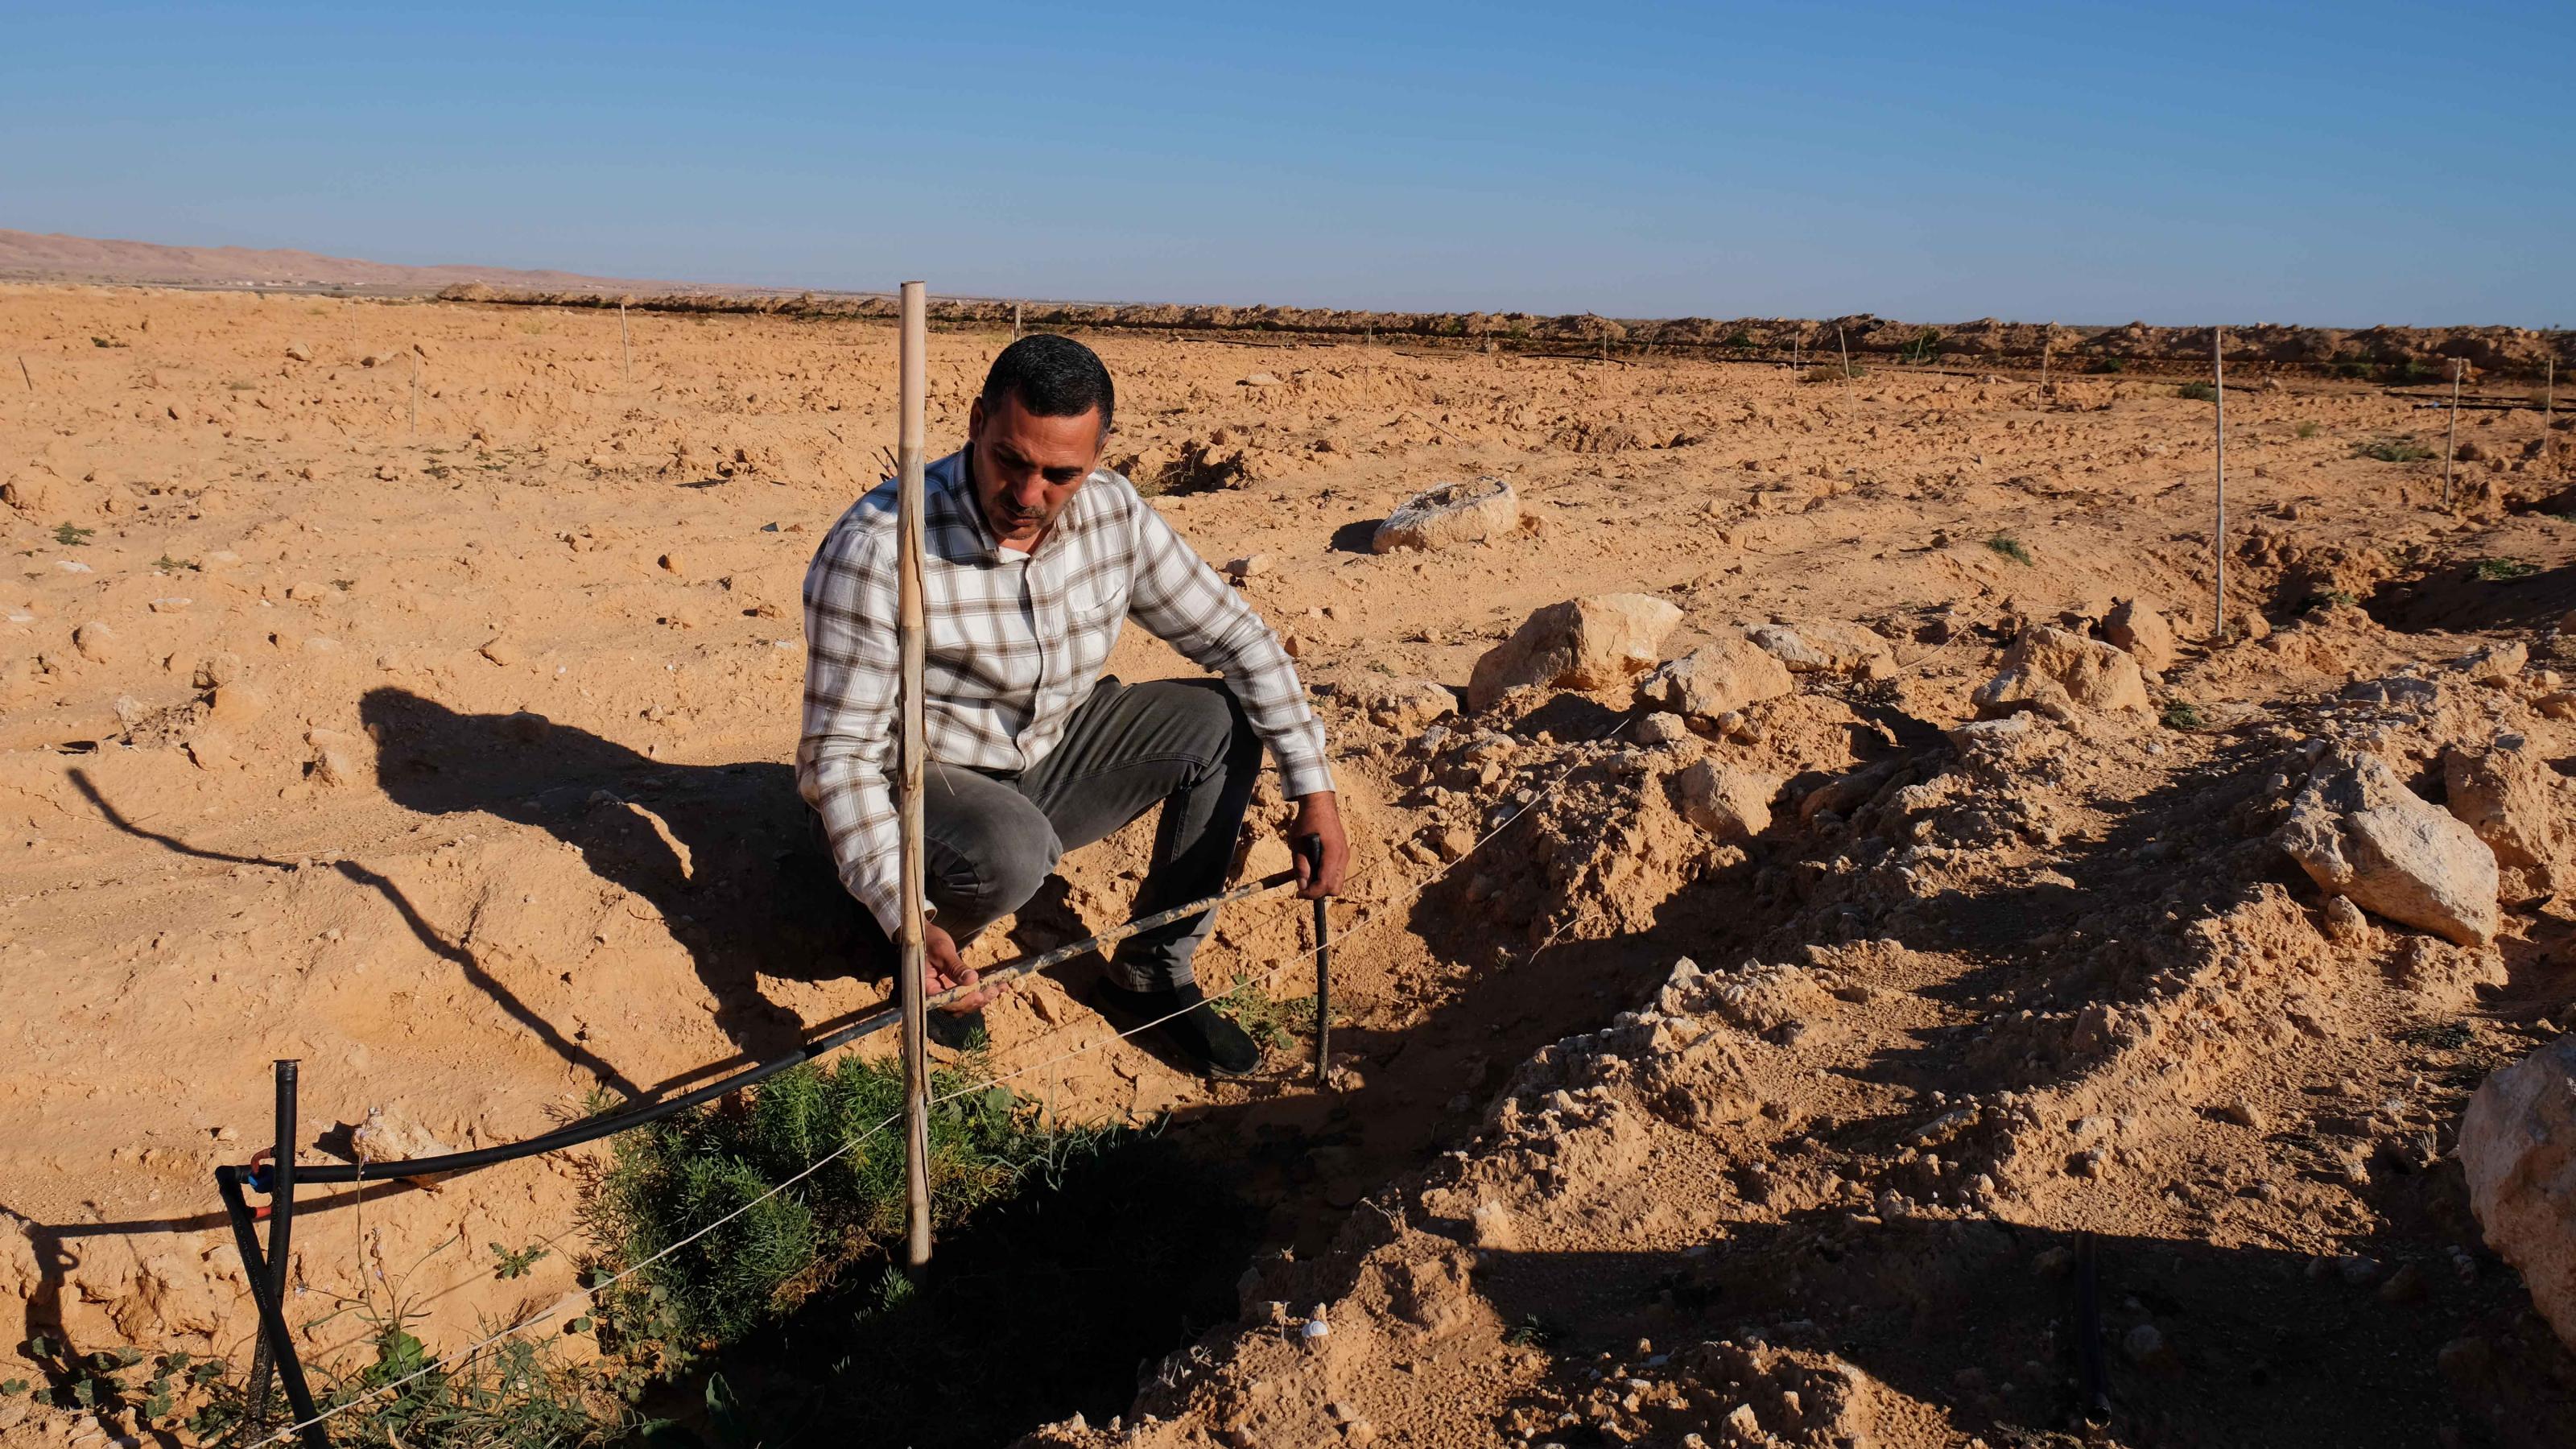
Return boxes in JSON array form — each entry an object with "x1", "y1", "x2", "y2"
[
  {"x1": 2443, "y1": 358, "x2": 2462, "y2": 509},
  {"x1": 894, "y1": 279, "x2": 934, "y2": 1269},
  {"x1": 2213, "y1": 328, "x2": 2227, "y2": 642},
  {"x1": 2041, "y1": 323, "x2": 2052, "y2": 390},
  {"x1": 1012, "y1": 300, "x2": 1022, "y2": 341},
  {"x1": 1836, "y1": 323, "x2": 1855, "y2": 415},
  {"x1": 620, "y1": 303, "x2": 632, "y2": 389},
  {"x1": 409, "y1": 353, "x2": 419, "y2": 437},
  {"x1": 16, "y1": 356, "x2": 30, "y2": 392}
]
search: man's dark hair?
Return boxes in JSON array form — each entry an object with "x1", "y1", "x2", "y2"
[{"x1": 979, "y1": 333, "x2": 1114, "y2": 438}]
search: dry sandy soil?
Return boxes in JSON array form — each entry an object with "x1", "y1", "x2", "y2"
[{"x1": 4, "y1": 283, "x2": 2576, "y2": 1447}]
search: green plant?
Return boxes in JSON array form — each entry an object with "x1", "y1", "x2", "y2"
[
  {"x1": 2355, "y1": 437, "x2": 2434, "y2": 463},
  {"x1": 314, "y1": 1313, "x2": 621, "y2": 1449},
  {"x1": 2161, "y1": 701, "x2": 2205, "y2": 730},
  {"x1": 1902, "y1": 328, "x2": 1943, "y2": 365},
  {"x1": 1984, "y1": 533, "x2": 2033, "y2": 566},
  {"x1": 53, "y1": 522, "x2": 93, "y2": 546},
  {"x1": 492, "y1": 1241, "x2": 553, "y2": 1279},
  {"x1": 1723, "y1": 328, "x2": 1754, "y2": 349},
  {"x1": 2295, "y1": 420, "x2": 2322, "y2": 439},
  {"x1": 2177, "y1": 381, "x2": 2219, "y2": 402},
  {"x1": 90, "y1": 336, "x2": 128, "y2": 349},
  {"x1": 585, "y1": 1054, "x2": 1102, "y2": 1355},
  {"x1": 1210, "y1": 974, "x2": 1320, "y2": 1054},
  {"x1": 2397, "y1": 1022, "x2": 2475, "y2": 1051},
  {"x1": 1503, "y1": 1315, "x2": 1562, "y2": 1348},
  {"x1": 2305, "y1": 589, "x2": 2359, "y2": 611},
  {"x1": 1801, "y1": 362, "x2": 1864, "y2": 384},
  {"x1": 2087, "y1": 356, "x2": 2128, "y2": 374},
  {"x1": 153, "y1": 554, "x2": 198, "y2": 572},
  {"x1": 2475, "y1": 558, "x2": 2540, "y2": 582}
]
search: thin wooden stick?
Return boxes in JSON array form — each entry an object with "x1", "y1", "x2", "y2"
[
  {"x1": 2443, "y1": 358, "x2": 2462, "y2": 509},
  {"x1": 1836, "y1": 323, "x2": 1855, "y2": 417},
  {"x1": 620, "y1": 303, "x2": 632, "y2": 389},
  {"x1": 16, "y1": 356, "x2": 30, "y2": 392},
  {"x1": 2041, "y1": 323, "x2": 2052, "y2": 391},
  {"x1": 894, "y1": 279, "x2": 933, "y2": 1269},
  {"x1": 2213, "y1": 327, "x2": 2227, "y2": 643},
  {"x1": 1012, "y1": 299, "x2": 1022, "y2": 341},
  {"x1": 408, "y1": 353, "x2": 419, "y2": 437}
]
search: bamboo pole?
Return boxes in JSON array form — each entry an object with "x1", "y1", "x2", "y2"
[
  {"x1": 894, "y1": 280, "x2": 934, "y2": 1269},
  {"x1": 2213, "y1": 328, "x2": 2227, "y2": 643},
  {"x1": 620, "y1": 303, "x2": 633, "y2": 389},
  {"x1": 2443, "y1": 358, "x2": 2462, "y2": 509}
]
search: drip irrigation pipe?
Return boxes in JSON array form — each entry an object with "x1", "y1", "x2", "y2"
[{"x1": 247, "y1": 870, "x2": 1299, "y2": 1190}]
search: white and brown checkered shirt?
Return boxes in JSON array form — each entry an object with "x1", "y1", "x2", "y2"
[{"x1": 799, "y1": 448, "x2": 1333, "y2": 935}]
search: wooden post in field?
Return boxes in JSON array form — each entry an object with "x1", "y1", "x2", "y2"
[
  {"x1": 2041, "y1": 323, "x2": 2053, "y2": 390},
  {"x1": 2212, "y1": 328, "x2": 2227, "y2": 642},
  {"x1": 409, "y1": 352, "x2": 419, "y2": 437},
  {"x1": 620, "y1": 303, "x2": 633, "y2": 389},
  {"x1": 1835, "y1": 323, "x2": 1856, "y2": 416},
  {"x1": 894, "y1": 279, "x2": 934, "y2": 1269},
  {"x1": 1012, "y1": 300, "x2": 1022, "y2": 341},
  {"x1": 2443, "y1": 358, "x2": 2463, "y2": 509}
]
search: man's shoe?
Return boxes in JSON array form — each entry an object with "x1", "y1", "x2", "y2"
[
  {"x1": 1089, "y1": 979, "x2": 1262, "y2": 1078},
  {"x1": 925, "y1": 1007, "x2": 987, "y2": 1052}
]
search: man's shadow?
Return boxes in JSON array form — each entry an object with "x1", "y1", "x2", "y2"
[{"x1": 358, "y1": 687, "x2": 885, "y2": 1088}]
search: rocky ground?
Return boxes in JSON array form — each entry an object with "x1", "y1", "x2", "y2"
[{"x1": 3, "y1": 283, "x2": 2575, "y2": 1447}]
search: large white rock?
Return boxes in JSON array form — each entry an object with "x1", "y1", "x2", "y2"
[
  {"x1": 2461, "y1": 1035, "x2": 2576, "y2": 1351},
  {"x1": 1468, "y1": 594, "x2": 1682, "y2": 711},
  {"x1": 1748, "y1": 621, "x2": 1896, "y2": 679},
  {"x1": 1973, "y1": 625, "x2": 2153, "y2": 722},
  {"x1": 1372, "y1": 477, "x2": 1521, "y2": 553},
  {"x1": 1635, "y1": 638, "x2": 1794, "y2": 723},
  {"x1": 2275, "y1": 745, "x2": 2500, "y2": 946},
  {"x1": 2103, "y1": 598, "x2": 2178, "y2": 673}
]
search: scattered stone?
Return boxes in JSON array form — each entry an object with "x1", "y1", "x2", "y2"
[
  {"x1": 2276, "y1": 745, "x2": 2500, "y2": 946},
  {"x1": 2103, "y1": 598, "x2": 2177, "y2": 672},
  {"x1": 1633, "y1": 712, "x2": 1690, "y2": 746},
  {"x1": 2221, "y1": 1096, "x2": 2268, "y2": 1131},
  {"x1": 1356, "y1": 677, "x2": 1455, "y2": 730},
  {"x1": 2464, "y1": 642, "x2": 2528, "y2": 686},
  {"x1": 1468, "y1": 593, "x2": 1681, "y2": 710},
  {"x1": 1373, "y1": 477, "x2": 1522, "y2": 553},
  {"x1": 480, "y1": 636, "x2": 523, "y2": 667},
  {"x1": 1671, "y1": 761, "x2": 1778, "y2": 840},
  {"x1": 658, "y1": 550, "x2": 687, "y2": 576},
  {"x1": 2122, "y1": 1323, "x2": 2172, "y2": 1368},
  {"x1": 2320, "y1": 894, "x2": 2371, "y2": 943},
  {"x1": 72, "y1": 620, "x2": 118, "y2": 664},
  {"x1": 1748, "y1": 621, "x2": 1894, "y2": 678},
  {"x1": 1224, "y1": 553, "x2": 1271, "y2": 580},
  {"x1": 2379, "y1": 1262, "x2": 2428, "y2": 1305},
  {"x1": 2232, "y1": 609, "x2": 2271, "y2": 642},
  {"x1": 2443, "y1": 738, "x2": 2563, "y2": 874},
  {"x1": 1973, "y1": 625, "x2": 2152, "y2": 723},
  {"x1": 1238, "y1": 372, "x2": 1282, "y2": 387},
  {"x1": 1635, "y1": 638, "x2": 1794, "y2": 723},
  {"x1": 284, "y1": 341, "x2": 312, "y2": 362},
  {"x1": 2461, "y1": 1035, "x2": 2576, "y2": 1350},
  {"x1": 208, "y1": 683, "x2": 267, "y2": 725}
]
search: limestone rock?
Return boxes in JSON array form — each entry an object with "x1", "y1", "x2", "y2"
[
  {"x1": 1468, "y1": 593, "x2": 1681, "y2": 710},
  {"x1": 1372, "y1": 477, "x2": 1521, "y2": 554},
  {"x1": 2444, "y1": 737, "x2": 2565, "y2": 874},
  {"x1": 72, "y1": 620, "x2": 118, "y2": 664},
  {"x1": 284, "y1": 341, "x2": 312, "y2": 362},
  {"x1": 1973, "y1": 625, "x2": 2152, "y2": 723},
  {"x1": 2276, "y1": 745, "x2": 2499, "y2": 945},
  {"x1": 2461, "y1": 1036, "x2": 2576, "y2": 1351},
  {"x1": 1671, "y1": 761, "x2": 1777, "y2": 839},
  {"x1": 1635, "y1": 638, "x2": 1794, "y2": 723},
  {"x1": 1749, "y1": 621, "x2": 1895, "y2": 678},
  {"x1": 2103, "y1": 598, "x2": 2177, "y2": 672},
  {"x1": 1633, "y1": 712, "x2": 1690, "y2": 745}
]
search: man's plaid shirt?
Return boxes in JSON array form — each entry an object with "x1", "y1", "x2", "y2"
[{"x1": 798, "y1": 448, "x2": 1334, "y2": 936}]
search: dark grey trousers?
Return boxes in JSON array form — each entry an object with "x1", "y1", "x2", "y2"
[{"x1": 910, "y1": 676, "x2": 1262, "y2": 991}]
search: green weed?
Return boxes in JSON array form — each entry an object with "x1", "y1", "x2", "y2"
[
  {"x1": 2161, "y1": 701, "x2": 2206, "y2": 730},
  {"x1": 2475, "y1": 558, "x2": 2540, "y2": 582},
  {"x1": 2295, "y1": 421, "x2": 2322, "y2": 439},
  {"x1": 1502, "y1": 1315, "x2": 1562, "y2": 1348},
  {"x1": 2087, "y1": 356, "x2": 2128, "y2": 374},
  {"x1": 53, "y1": 522, "x2": 93, "y2": 547},
  {"x1": 153, "y1": 555, "x2": 200, "y2": 572},
  {"x1": 491, "y1": 1241, "x2": 553, "y2": 1279},
  {"x1": 2355, "y1": 437, "x2": 2434, "y2": 463},
  {"x1": 1212, "y1": 974, "x2": 1321, "y2": 1053},
  {"x1": 1984, "y1": 533, "x2": 2033, "y2": 566},
  {"x1": 2177, "y1": 381, "x2": 2219, "y2": 402},
  {"x1": 90, "y1": 336, "x2": 128, "y2": 349}
]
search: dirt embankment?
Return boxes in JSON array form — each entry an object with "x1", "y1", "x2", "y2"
[
  {"x1": 441, "y1": 283, "x2": 2576, "y2": 380},
  {"x1": 6, "y1": 283, "x2": 2576, "y2": 1447}
]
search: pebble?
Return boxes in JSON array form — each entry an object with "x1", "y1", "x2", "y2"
[{"x1": 1225, "y1": 554, "x2": 1271, "y2": 579}]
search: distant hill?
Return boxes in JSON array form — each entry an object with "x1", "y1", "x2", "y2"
[{"x1": 0, "y1": 227, "x2": 665, "y2": 293}]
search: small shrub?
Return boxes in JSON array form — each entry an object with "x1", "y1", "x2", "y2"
[
  {"x1": 2304, "y1": 588, "x2": 2359, "y2": 611},
  {"x1": 491, "y1": 1241, "x2": 552, "y2": 1279},
  {"x1": 90, "y1": 336, "x2": 128, "y2": 349},
  {"x1": 2177, "y1": 381, "x2": 2219, "y2": 402},
  {"x1": 2161, "y1": 701, "x2": 2205, "y2": 730},
  {"x1": 1212, "y1": 974, "x2": 1323, "y2": 1053},
  {"x1": 1503, "y1": 1315, "x2": 1562, "y2": 1348},
  {"x1": 1801, "y1": 362, "x2": 1864, "y2": 384},
  {"x1": 2475, "y1": 558, "x2": 2540, "y2": 582},
  {"x1": 1985, "y1": 533, "x2": 2033, "y2": 566},
  {"x1": 2086, "y1": 356, "x2": 2128, "y2": 374},
  {"x1": 2355, "y1": 437, "x2": 2434, "y2": 463},
  {"x1": 2295, "y1": 420, "x2": 2322, "y2": 439},
  {"x1": 53, "y1": 522, "x2": 93, "y2": 547},
  {"x1": 1723, "y1": 328, "x2": 1754, "y2": 349}
]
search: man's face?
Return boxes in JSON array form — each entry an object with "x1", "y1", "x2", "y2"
[{"x1": 967, "y1": 392, "x2": 1104, "y2": 547}]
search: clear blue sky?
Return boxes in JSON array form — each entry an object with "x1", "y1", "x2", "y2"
[{"x1": 6, "y1": 2, "x2": 2570, "y2": 325}]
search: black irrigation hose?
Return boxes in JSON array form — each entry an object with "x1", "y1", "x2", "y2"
[{"x1": 253, "y1": 871, "x2": 1301, "y2": 1189}]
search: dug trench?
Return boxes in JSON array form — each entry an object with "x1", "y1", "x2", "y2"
[{"x1": 11, "y1": 283, "x2": 2576, "y2": 1447}]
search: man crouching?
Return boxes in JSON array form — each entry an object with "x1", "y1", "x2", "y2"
[{"x1": 798, "y1": 333, "x2": 1348, "y2": 1075}]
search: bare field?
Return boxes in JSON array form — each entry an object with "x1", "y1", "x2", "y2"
[{"x1": 5, "y1": 283, "x2": 2576, "y2": 1447}]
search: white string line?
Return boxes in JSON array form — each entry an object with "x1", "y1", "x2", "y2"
[{"x1": 246, "y1": 706, "x2": 1634, "y2": 1448}]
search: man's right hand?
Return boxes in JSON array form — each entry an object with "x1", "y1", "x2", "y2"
[{"x1": 923, "y1": 922, "x2": 1002, "y2": 1013}]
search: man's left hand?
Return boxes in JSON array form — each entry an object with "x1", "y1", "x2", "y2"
[{"x1": 1289, "y1": 791, "x2": 1348, "y2": 899}]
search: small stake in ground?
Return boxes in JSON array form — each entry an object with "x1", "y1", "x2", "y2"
[
  {"x1": 17, "y1": 356, "x2": 30, "y2": 392},
  {"x1": 2444, "y1": 358, "x2": 2463, "y2": 509},
  {"x1": 409, "y1": 352, "x2": 419, "y2": 437},
  {"x1": 621, "y1": 303, "x2": 633, "y2": 389},
  {"x1": 2212, "y1": 327, "x2": 2227, "y2": 643},
  {"x1": 1012, "y1": 299, "x2": 1022, "y2": 341},
  {"x1": 894, "y1": 279, "x2": 934, "y2": 1269},
  {"x1": 1836, "y1": 323, "x2": 1856, "y2": 418},
  {"x1": 2041, "y1": 322, "x2": 2052, "y2": 390}
]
